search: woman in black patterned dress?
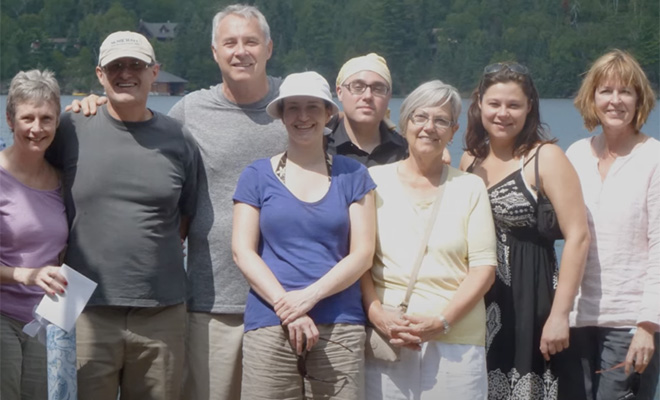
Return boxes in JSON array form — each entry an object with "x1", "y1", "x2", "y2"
[{"x1": 459, "y1": 63, "x2": 590, "y2": 400}]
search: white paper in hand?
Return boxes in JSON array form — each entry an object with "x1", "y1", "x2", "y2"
[{"x1": 34, "y1": 264, "x2": 97, "y2": 333}]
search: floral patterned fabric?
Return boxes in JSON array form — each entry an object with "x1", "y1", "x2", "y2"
[
  {"x1": 47, "y1": 325, "x2": 77, "y2": 400},
  {"x1": 482, "y1": 167, "x2": 559, "y2": 400}
]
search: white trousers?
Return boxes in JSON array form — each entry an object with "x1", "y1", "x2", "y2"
[{"x1": 365, "y1": 341, "x2": 487, "y2": 400}]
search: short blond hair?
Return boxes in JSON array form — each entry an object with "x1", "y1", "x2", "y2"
[
  {"x1": 574, "y1": 49, "x2": 656, "y2": 132},
  {"x1": 6, "y1": 69, "x2": 61, "y2": 126}
]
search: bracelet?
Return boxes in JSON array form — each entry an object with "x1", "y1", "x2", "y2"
[{"x1": 438, "y1": 315, "x2": 451, "y2": 335}]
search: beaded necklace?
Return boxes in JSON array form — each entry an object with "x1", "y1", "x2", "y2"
[{"x1": 275, "y1": 152, "x2": 333, "y2": 184}]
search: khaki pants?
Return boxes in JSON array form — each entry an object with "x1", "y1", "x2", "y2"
[
  {"x1": 75, "y1": 304, "x2": 186, "y2": 400},
  {"x1": 181, "y1": 312, "x2": 244, "y2": 400},
  {"x1": 0, "y1": 314, "x2": 47, "y2": 400},
  {"x1": 242, "y1": 324, "x2": 366, "y2": 400}
]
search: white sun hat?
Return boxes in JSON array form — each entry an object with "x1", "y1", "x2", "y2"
[{"x1": 266, "y1": 71, "x2": 339, "y2": 119}]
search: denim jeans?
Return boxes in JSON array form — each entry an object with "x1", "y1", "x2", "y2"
[{"x1": 573, "y1": 326, "x2": 660, "y2": 400}]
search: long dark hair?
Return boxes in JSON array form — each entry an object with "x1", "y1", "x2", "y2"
[{"x1": 464, "y1": 63, "x2": 555, "y2": 159}]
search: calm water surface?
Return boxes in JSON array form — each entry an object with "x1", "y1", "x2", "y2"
[
  {"x1": 2, "y1": 95, "x2": 658, "y2": 161},
  {"x1": 3, "y1": 94, "x2": 656, "y2": 259}
]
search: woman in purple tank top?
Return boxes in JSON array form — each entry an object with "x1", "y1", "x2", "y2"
[{"x1": 0, "y1": 69, "x2": 69, "y2": 400}]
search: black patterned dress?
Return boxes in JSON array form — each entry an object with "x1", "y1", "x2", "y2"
[{"x1": 472, "y1": 162, "x2": 560, "y2": 400}]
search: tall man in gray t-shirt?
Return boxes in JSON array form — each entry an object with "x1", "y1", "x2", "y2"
[
  {"x1": 169, "y1": 5, "x2": 287, "y2": 399},
  {"x1": 49, "y1": 31, "x2": 199, "y2": 400},
  {"x1": 67, "y1": 6, "x2": 286, "y2": 399}
]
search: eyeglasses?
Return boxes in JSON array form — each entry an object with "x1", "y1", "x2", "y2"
[
  {"x1": 595, "y1": 361, "x2": 626, "y2": 374},
  {"x1": 409, "y1": 113, "x2": 454, "y2": 130},
  {"x1": 483, "y1": 62, "x2": 530, "y2": 76},
  {"x1": 342, "y1": 81, "x2": 390, "y2": 97},
  {"x1": 297, "y1": 337, "x2": 352, "y2": 398},
  {"x1": 102, "y1": 60, "x2": 154, "y2": 75},
  {"x1": 595, "y1": 361, "x2": 640, "y2": 395}
]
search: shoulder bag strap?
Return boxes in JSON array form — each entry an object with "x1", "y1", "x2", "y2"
[{"x1": 399, "y1": 165, "x2": 449, "y2": 312}]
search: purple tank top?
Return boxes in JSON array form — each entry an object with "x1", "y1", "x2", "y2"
[{"x1": 0, "y1": 165, "x2": 68, "y2": 323}]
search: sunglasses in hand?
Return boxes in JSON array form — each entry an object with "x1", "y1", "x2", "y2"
[{"x1": 296, "y1": 337, "x2": 353, "y2": 398}]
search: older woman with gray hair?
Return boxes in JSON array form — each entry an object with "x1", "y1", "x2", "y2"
[
  {"x1": 0, "y1": 69, "x2": 68, "y2": 399},
  {"x1": 363, "y1": 80, "x2": 497, "y2": 399}
]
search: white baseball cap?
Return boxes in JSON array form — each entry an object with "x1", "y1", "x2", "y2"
[
  {"x1": 98, "y1": 31, "x2": 156, "y2": 67},
  {"x1": 266, "y1": 71, "x2": 339, "y2": 119}
]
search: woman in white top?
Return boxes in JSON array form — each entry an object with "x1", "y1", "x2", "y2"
[{"x1": 569, "y1": 49, "x2": 659, "y2": 400}]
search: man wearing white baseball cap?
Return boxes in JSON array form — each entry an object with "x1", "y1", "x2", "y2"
[
  {"x1": 95, "y1": 31, "x2": 159, "y2": 122},
  {"x1": 47, "y1": 30, "x2": 199, "y2": 400},
  {"x1": 233, "y1": 71, "x2": 375, "y2": 399}
]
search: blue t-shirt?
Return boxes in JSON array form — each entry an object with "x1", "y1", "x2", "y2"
[{"x1": 233, "y1": 155, "x2": 376, "y2": 332}]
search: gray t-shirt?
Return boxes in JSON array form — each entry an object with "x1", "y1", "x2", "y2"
[
  {"x1": 168, "y1": 76, "x2": 287, "y2": 314},
  {"x1": 49, "y1": 106, "x2": 199, "y2": 307}
]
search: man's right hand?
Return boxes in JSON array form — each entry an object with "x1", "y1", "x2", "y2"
[{"x1": 65, "y1": 94, "x2": 107, "y2": 115}]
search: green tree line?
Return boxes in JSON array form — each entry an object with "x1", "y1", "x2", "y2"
[{"x1": 1, "y1": 0, "x2": 658, "y2": 97}]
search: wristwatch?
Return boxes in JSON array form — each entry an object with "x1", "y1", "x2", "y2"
[{"x1": 438, "y1": 315, "x2": 451, "y2": 335}]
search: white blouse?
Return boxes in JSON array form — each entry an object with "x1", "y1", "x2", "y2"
[{"x1": 567, "y1": 136, "x2": 660, "y2": 329}]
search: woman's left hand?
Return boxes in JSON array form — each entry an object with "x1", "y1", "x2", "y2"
[
  {"x1": 389, "y1": 314, "x2": 443, "y2": 345},
  {"x1": 539, "y1": 314, "x2": 570, "y2": 361},
  {"x1": 275, "y1": 288, "x2": 321, "y2": 325},
  {"x1": 287, "y1": 314, "x2": 320, "y2": 355},
  {"x1": 625, "y1": 322, "x2": 657, "y2": 374}
]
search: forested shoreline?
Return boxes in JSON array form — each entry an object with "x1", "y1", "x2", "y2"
[{"x1": 1, "y1": 0, "x2": 658, "y2": 97}]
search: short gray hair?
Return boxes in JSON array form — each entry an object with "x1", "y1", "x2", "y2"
[
  {"x1": 6, "y1": 69, "x2": 61, "y2": 125},
  {"x1": 211, "y1": 4, "x2": 271, "y2": 48},
  {"x1": 398, "y1": 80, "x2": 461, "y2": 134}
]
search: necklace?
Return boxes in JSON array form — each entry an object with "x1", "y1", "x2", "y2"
[{"x1": 275, "y1": 152, "x2": 333, "y2": 184}]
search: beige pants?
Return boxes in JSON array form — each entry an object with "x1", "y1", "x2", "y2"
[
  {"x1": 242, "y1": 324, "x2": 366, "y2": 400},
  {"x1": 0, "y1": 314, "x2": 47, "y2": 400},
  {"x1": 181, "y1": 312, "x2": 244, "y2": 400},
  {"x1": 75, "y1": 304, "x2": 186, "y2": 400}
]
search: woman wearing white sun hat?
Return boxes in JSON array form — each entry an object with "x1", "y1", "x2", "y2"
[{"x1": 232, "y1": 71, "x2": 377, "y2": 399}]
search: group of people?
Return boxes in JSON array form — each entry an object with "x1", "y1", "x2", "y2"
[{"x1": 0, "y1": 3, "x2": 657, "y2": 400}]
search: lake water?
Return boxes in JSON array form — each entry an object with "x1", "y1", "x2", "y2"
[
  {"x1": 2, "y1": 95, "x2": 658, "y2": 162},
  {"x1": 1, "y1": 95, "x2": 658, "y2": 257}
]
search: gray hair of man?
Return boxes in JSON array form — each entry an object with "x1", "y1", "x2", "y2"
[
  {"x1": 6, "y1": 69, "x2": 61, "y2": 126},
  {"x1": 211, "y1": 4, "x2": 271, "y2": 48},
  {"x1": 398, "y1": 80, "x2": 462, "y2": 134}
]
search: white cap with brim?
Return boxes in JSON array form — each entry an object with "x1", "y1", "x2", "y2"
[
  {"x1": 98, "y1": 31, "x2": 156, "y2": 67},
  {"x1": 266, "y1": 71, "x2": 339, "y2": 119}
]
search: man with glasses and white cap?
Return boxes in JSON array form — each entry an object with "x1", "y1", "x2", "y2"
[
  {"x1": 328, "y1": 53, "x2": 408, "y2": 167},
  {"x1": 47, "y1": 31, "x2": 199, "y2": 400}
]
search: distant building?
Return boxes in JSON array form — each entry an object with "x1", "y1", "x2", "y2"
[
  {"x1": 151, "y1": 70, "x2": 187, "y2": 95},
  {"x1": 139, "y1": 20, "x2": 178, "y2": 41},
  {"x1": 30, "y1": 38, "x2": 80, "y2": 52}
]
